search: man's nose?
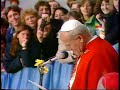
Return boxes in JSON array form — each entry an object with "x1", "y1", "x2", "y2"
[{"x1": 42, "y1": 9, "x2": 47, "y2": 14}]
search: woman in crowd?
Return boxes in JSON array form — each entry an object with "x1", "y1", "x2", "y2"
[
  {"x1": 94, "y1": 0, "x2": 112, "y2": 39},
  {"x1": 4, "y1": 24, "x2": 33, "y2": 73},
  {"x1": 21, "y1": 8, "x2": 39, "y2": 40},
  {"x1": 2, "y1": 24, "x2": 40, "y2": 90},
  {"x1": 105, "y1": 0, "x2": 119, "y2": 53},
  {"x1": 34, "y1": 18, "x2": 74, "y2": 89},
  {"x1": 31, "y1": 18, "x2": 58, "y2": 62},
  {"x1": 104, "y1": 0, "x2": 119, "y2": 45},
  {"x1": 79, "y1": 0, "x2": 104, "y2": 38},
  {"x1": 53, "y1": 7, "x2": 68, "y2": 21},
  {"x1": 94, "y1": 0, "x2": 119, "y2": 53},
  {"x1": 48, "y1": 0, "x2": 60, "y2": 18}
]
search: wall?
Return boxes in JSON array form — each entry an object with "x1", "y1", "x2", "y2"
[{"x1": 5, "y1": 0, "x2": 70, "y2": 10}]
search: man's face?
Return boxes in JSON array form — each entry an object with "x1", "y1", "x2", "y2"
[
  {"x1": 7, "y1": 10, "x2": 20, "y2": 26},
  {"x1": 60, "y1": 32, "x2": 83, "y2": 58},
  {"x1": 38, "y1": 6, "x2": 50, "y2": 16}
]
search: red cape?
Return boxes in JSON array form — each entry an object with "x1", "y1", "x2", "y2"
[{"x1": 70, "y1": 37, "x2": 118, "y2": 89}]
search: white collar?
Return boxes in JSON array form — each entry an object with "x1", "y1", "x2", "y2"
[{"x1": 87, "y1": 35, "x2": 98, "y2": 44}]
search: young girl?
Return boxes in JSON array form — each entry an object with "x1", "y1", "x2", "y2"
[
  {"x1": 4, "y1": 24, "x2": 33, "y2": 73},
  {"x1": 2, "y1": 24, "x2": 40, "y2": 90}
]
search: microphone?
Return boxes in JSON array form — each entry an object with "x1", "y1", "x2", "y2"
[{"x1": 41, "y1": 51, "x2": 69, "y2": 66}]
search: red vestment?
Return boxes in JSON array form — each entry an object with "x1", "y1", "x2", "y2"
[{"x1": 70, "y1": 37, "x2": 118, "y2": 89}]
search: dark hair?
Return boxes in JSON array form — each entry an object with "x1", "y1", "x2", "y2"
[
  {"x1": 67, "y1": 10, "x2": 82, "y2": 21},
  {"x1": 1, "y1": 18, "x2": 9, "y2": 28},
  {"x1": 5, "y1": 5, "x2": 21, "y2": 19},
  {"x1": 40, "y1": 18, "x2": 51, "y2": 31},
  {"x1": 94, "y1": 0, "x2": 110, "y2": 15},
  {"x1": 1, "y1": 18, "x2": 9, "y2": 41},
  {"x1": 34, "y1": 1, "x2": 51, "y2": 15},
  {"x1": 53, "y1": 7, "x2": 68, "y2": 19},
  {"x1": 79, "y1": 0, "x2": 95, "y2": 23}
]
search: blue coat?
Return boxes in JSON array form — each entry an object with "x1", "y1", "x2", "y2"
[{"x1": 3, "y1": 44, "x2": 35, "y2": 73}]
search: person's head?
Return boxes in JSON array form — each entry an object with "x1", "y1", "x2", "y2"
[
  {"x1": 10, "y1": 0, "x2": 19, "y2": 6},
  {"x1": 71, "y1": 1, "x2": 80, "y2": 13},
  {"x1": 109, "y1": 0, "x2": 119, "y2": 12},
  {"x1": 10, "y1": 24, "x2": 30, "y2": 57},
  {"x1": 5, "y1": 5, "x2": 21, "y2": 27},
  {"x1": 53, "y1": 7, "x2": 68, "y2": 21},
  {"x1": 48, "y1": 0, "x2": 60, "y2": 15},
  {"x1": 34, "y1": 1, "x2": 51, "y2": 17},
  {"x1": 101, "y1": 0, "x2": 111, "y2": 14},
  {"x1": 16, "y1": 25, "x2": 31, "y2": 44},
  {"x1": 66, "y1": 0, "x2": 77, "y2": 8},
  {"x1": 66, "y1": 10, "x2": 81, "y2": 21},
  {"x1": 21, "y1": 8, "x2": 39, "y2": 29},
  {"x1": 80, "y1": 0, "x2": 95, "y2": 18},
  {"x1": 36, "y1": 18, "x2": 52, "y2": 43},
  {"x1": 94, "y1": 0, "x2": 111, "y2": 15},
  {"x1": 59, "y1": 20, "x2": 93, "y2": 57}
]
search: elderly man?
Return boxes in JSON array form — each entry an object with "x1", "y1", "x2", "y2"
[{"x1": 59, "y1": 20, "x2": 118, "y2": 89}]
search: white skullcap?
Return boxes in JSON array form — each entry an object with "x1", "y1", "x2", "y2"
[{"x1": 60, "y1": 20, "x2": 82, "y2": 31}]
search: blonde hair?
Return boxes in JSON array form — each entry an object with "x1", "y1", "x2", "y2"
[
  {"x1": 21, "y1": 8, "x2": 39, "y2": 24},
  {"x1": 109, "y1": 0, "x2": 116, "y2": 13}
]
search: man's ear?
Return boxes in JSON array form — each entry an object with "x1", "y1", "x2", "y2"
[{"x1": 78, "y1": 35, "x2": 83, "y2": 42}]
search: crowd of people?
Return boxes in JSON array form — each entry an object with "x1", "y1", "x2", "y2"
[{"x1": 1, "y1": 0, "x2": 119, "y2": 89}]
